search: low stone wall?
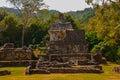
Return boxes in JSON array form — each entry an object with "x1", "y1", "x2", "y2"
[
  {"x1": 48, "y1": 66, "x2": 103, "y2": 73},
  {"x1": 28, "y1": 69, "x2": 50, "y2": 74},
  {"x1": 0, "y1": 60, "x2": 37, "y2": 67},
  {"x1": 0, "y1": 48, "x2": 33, "y2": 61},
  {"x1": 0, "y1": 70, "x2": 11, "y2": 76},
  {"x1": 28, "y1": 66, "x2": 103, "y2": 74},
  {"x1": 0, "y1": 43, "x2": 34, "y2": 61}
]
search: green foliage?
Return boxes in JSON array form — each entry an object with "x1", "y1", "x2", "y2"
[
  {"x1": 40, "y1": 34, "x2": 50, "y2": 47},
  {"x1": 7, "y1": 0, "x2": 45, "y2": 47},
  {"x1": 4, "y1": 14, "x2": 18, "y2": 27},
  {"x1": 25, "y1": 23, "x2": 47, "y2": 46},
  {"x1": 85, "y1": 0, "x2": 120, "y2": 7},
  {"x1": 64, "y1": 14, "x2": 78, "y2": 29},
  {"x1": 68, "y1": 8, "x2": 95, "y2": 24},
  {"x1": 85, "y1": 32, "x2": 100, "y2": 51},
  {"x1": 0, "y1": 10, "x2": 8, "y2": 33},
  {"x1": 0, "y1": 12, "x2": 20, "y2": 46},
  {"x1": 86, "y1": 1, "x2": 120, "y2": 63},
  {"x1": 92, "y1": 41, "x2": 119, "y2": 62},
  {"x1": 0, "y1": 10, "x2": 8, "y2": 21}
]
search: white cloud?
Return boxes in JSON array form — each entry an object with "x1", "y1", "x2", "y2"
[
  {"x1": 0, "y1": 0, "x2": 14, "y2": 8},
  {"x1": 44, "y1": 0, "x2": 90, "y2": 12}
]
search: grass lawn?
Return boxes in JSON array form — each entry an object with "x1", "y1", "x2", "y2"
[{"x1": 0, "y1": 62, "x2": 120, "y2": 80}]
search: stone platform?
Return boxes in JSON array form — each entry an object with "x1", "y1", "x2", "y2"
[{"x1": 26, "y1": 65, "x2": 103, "y2": 74}]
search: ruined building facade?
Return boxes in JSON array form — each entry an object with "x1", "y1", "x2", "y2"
[
  {"x1": 46, "y1": 15, "x2": 89, "y2": 55},
  {"x1": 26, "y1": 13, "x2": 104, "y2": 74}
]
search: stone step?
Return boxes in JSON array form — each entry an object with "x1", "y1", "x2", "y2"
[{"x1": 28, "y1": 66, "x2": 103, "y2": 74}]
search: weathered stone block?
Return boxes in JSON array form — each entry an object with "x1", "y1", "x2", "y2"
[
  {"x1": 112, "y1": 66, "x2": 120, "y2": 73},
  {"x1": 0, "y1": 70, "x2": 11, "y2": 76},
  {"x1": 0, "y1": 43, "x2": 33, "y2": 60}
]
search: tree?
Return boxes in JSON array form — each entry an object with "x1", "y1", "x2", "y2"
[
  {"x1": 7, "y1": 0, "x2": 45, "y2": 47},
  {"x1": 64, "y1": 14, "x2": 78, "y2": 29},
  {"x1": 85, "y1": 32, "x2": 100, "y2": 51},
  {"x1": 25, "y1": 23, "x2": 47, "y2": 46},
  {"x1": 0, "y1": 10, "x2": 8, "y2": 32},
  {"x1": 85, "y1": 0, "x2": 120, "y2": 5},
  {"x1": 3, "y1": 14, "x2": 18, "y2": 42},
  {"x1": 0, "y1": 13, "x2": 20, "y2": 46},
  {"x1": 0, "y1": 10, "x2": 8, "y2": 21},
  {"x1": 85, "y1": 1, "x2": 120, "y2": 63}
]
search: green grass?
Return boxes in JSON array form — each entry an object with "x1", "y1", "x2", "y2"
[{"x1": 0, "y1": 62, "x2": 120, "y2": 80}]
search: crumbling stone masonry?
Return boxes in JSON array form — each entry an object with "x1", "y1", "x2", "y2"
[
  {"x1": 112, "y1": 66, "x2": 120, "y2": 73},
  {"x1": 0, "y1": 43, "x2": 33, "y2": 61},
  {"x1": 26, "y1": 13, "x2": 104, "y2": 74}
]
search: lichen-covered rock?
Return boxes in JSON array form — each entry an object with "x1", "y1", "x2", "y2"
[
  {"x1": 112, "y1": 66, "x2": 120, "y2": 73},
  {"x1": 25, "y1": 66, "x2": 31, "y2": 75},
  {"x1": 0, "y1": 70, "x2": 11, "y2": 76}
]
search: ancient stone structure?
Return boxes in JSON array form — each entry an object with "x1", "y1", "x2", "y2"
[
  {"x1": 0, "y1": 70, "x2": 11, "y2": 76},
  {"x1": 0, "y1": 60, "x2": 37, "y2": 67},
  {"x1": 26, "y1": 13, "x2": 104, "y2": 74},
  {"x1": 0, "y1": 43, "x2": 33, "y2": 61},
  {"x1": 47, "y1": 13, "x2": 88, "y2": 54},
  {"x1": 112, "y1": 66, "x2": 120, "y2": 73}
]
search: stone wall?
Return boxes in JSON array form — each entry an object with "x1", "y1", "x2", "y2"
[
  {"x1": 46, "y1": 42, "x2": 89, "y2": 54},
  {"x1": 0, "y1": 48, "x2": 32, "y2": 60},
  {"x1": 0, "y1": 43, "x2": 33, "y2": 61},
  {"x1": 63, "y1": 30, "x2": 85, "y2": 42},
  {"x1": 0, "y1": 60, "x2": 37, "y2": 67},
  {"x1": 29, "y1": 66, "x2": 103, "y2": 74}
]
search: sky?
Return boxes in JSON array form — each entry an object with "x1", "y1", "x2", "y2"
[{"x1": 0, "y1": 0, "x2": 91, "y2": 12}]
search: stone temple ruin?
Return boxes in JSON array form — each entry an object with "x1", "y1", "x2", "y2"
[{"x1": 26, "y1": 13, "x2": 104, "y2": 74}]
